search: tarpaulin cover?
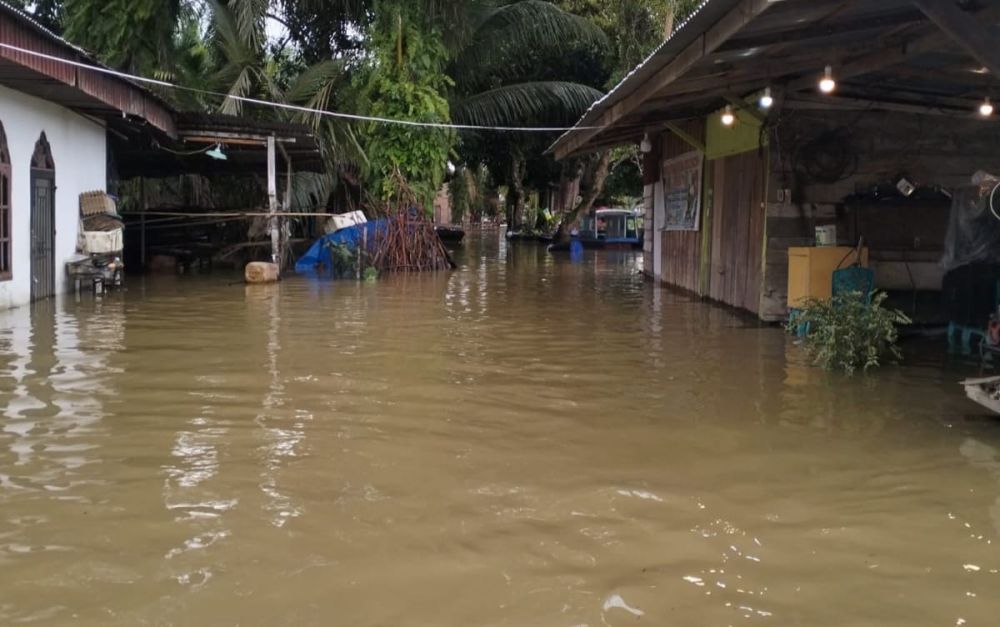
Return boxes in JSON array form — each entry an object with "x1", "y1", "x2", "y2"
[
  {"x1": 294, "y1": 219, "x2": 387, "y2": 274},
  {"x1": 941, "y1": 181, "x2": 1000, "y2": 272}
]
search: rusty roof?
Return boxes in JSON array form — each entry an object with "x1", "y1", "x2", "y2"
[{"x1": 0, "y1": 0, "x2": 177, "y2": 136}]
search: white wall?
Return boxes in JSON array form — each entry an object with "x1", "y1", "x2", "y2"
[{"x1": 0, "y1": 84, "x2": 107, "y2": 310}]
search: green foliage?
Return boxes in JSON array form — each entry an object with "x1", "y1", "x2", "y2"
[
  {"x1": 553, "y1": 0, "x2": 701, "y2": 84},
  {"x1": 63, "y1": 0, "x2": 182, "y2": 73},
  {"x1": 448, "y1": 164, "x2": 492, "y2": 223},
  {"x1": 453, "y1": 81, "x2": 603, "y2": 128},
  {"x1": 363, "y1": 266, "x2": 379, "y2": 282},
  {"x1": 7, "y1": 0, "x2": 63, "y2": 32},
  {"x1": 358, "y1": 1, "x2": 455, "y2": 208},
  {"x1": 324, "y1": 241, "x2": 358, "y2": 277},
  {"x1": 788, "y1": 291, "x2": 912, "y2": 375}
]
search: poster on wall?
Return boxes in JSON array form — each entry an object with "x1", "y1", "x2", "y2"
[{"x1": 661, "y1": 150, "x2": 704, "y2": 231}]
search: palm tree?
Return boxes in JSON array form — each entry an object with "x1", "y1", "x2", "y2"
[{"x1": 447, "y1": 1, "x2": 609, "y2": 229}]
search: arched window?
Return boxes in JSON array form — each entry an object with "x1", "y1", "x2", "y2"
[{"x1": 0, "y1": 122, "x2": 10, "y2": 281}]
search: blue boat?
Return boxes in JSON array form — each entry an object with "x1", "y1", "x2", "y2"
[{"x1": 576, "y1": 208, "x2": 644, "y2": 249}]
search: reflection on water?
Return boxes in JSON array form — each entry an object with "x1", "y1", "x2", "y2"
[{"x1": 0, "y1": 234, "x2": 999, "y2": 625}]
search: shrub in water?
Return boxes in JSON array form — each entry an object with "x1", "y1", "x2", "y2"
[{"x1": 788, "y1": 291, "x2": 911, "y2": 375}]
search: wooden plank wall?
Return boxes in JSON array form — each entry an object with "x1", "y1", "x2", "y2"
[
  {"x1": 709, "y1": 150, "x2": 766, "y2": 313},
  {"x1": 761, "y1": 110, "x2": 1000, "y2": 320},
  {"x1": 642, "y1": 138, "x2": 662, "y2": 276},
  {"x1": 660, "y1": 119, "x2": 705, "y2": 294}
]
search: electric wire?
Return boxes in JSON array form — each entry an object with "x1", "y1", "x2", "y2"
[{"x1": 0, "y1": 42, "x2": 608, "y2": 133}]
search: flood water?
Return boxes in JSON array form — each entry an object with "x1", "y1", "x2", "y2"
[{"x1": 1, "y1": 233, "x2": 1000, "y2": 625}]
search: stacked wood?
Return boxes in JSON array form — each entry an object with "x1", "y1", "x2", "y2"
[{"x1": 245, "y1": 261, "x2": 280, "y2": 283}]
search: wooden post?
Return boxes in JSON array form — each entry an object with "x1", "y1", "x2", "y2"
[
  {"x1": 139, "y1": 177, "x2": 147, "y2": 270},
  {"x1": 267, "y1": 135, "x2": 279, "y2": 268}
]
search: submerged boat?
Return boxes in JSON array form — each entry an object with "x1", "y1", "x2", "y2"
[
  {"x1": 435, "y1": 225, "x2": 466, "y2": 242},
  {"x1": 961, "y1": 375, "x2": 1000, "y2": 414}
]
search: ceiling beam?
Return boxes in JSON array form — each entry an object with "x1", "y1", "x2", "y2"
[
  {"x1": 913, "y1": 0, "x2": 1000, "y2": 78},
  {"x1": 783, "y1": 93, "x2": 990, "y2": 120}
]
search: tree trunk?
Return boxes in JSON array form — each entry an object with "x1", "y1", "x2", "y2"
[
  {"x1": 509, "y1": 152, "x2": 527, "y2": 231},
  {"x1": 554, "y1": 151, "x2": 612, "y2": 246}
]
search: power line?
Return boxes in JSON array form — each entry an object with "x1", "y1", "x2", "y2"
[{"x1": 0, "y1": 42, "x2": 606, "y2": 133}]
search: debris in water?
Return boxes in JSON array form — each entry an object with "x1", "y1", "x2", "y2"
[{"x1": 602, "y1": 594, "x2": 644, "y2": 617}]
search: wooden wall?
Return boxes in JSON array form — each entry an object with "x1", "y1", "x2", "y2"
[
  {"x1": 761, "y1": 110, "x2": 1000, "y2": 320},
  {"x1": 709, "y1": 150, "x2": 766, "y2": 314},
  {"x1": 659, "y1": 120, "x2": 704, "y2": 294}
]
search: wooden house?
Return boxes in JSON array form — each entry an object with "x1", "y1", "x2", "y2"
[{"x1": 549, "y1": 0, "x2": 1000, "y2": 322}]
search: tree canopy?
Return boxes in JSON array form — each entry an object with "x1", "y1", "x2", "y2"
[{"x1": 12, "y1": 0, "x2": 697, "y2": 216}]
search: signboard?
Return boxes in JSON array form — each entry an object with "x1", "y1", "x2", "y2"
[{"x1": 661, "y1": 150, "x2": 703, "y2": 231}]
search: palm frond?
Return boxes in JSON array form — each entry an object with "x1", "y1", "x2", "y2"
[
  {"x1": 453, "y1": 0, "x2": 609, "y2": 89},
  {"x1": 452, "y1": 81, "x2": 602, "y2": 128},
  {"x1": 229, "y1": 0, "x2": 268, "y2": 52}
]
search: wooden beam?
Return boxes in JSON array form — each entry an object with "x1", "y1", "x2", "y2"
[
  {"x1": 719, "y1": 11, "x2": 926, "y2": 52},
  {"x1": 913, "y1": 0, "x2": 1000, "y2": 78},
  {"x1": 783, "y1": 93, "x2": 993, "y2": 120},
  {"x1": 664, "y1": 122, "x2": 706, "y2": 152},
  {"x1": 784, "y1": 23, "x2": 949, "y2": 92},
  {"x1": 724, "y1": 94, "x2": 766, "y2": 123},
  {"x1": 552, "y1": 0, "x2": 775, "y2": 159}
]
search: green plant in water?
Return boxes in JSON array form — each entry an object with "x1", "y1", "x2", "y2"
[
  {"x1": 363, "y1": 266, "x2": 379, "y2": 282},
  {"x1": 788, "y1": 291, "x2": 911, "y2": 375},
  {"x1": 324, "y1": 241, "x2": 357, "y2": 277}
]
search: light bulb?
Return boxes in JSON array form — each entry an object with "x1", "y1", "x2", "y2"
[
  {"x1": 721, "y1": 105, "x2": 735, "y2": 127},
  {"x1": 819, "y1": 65, "x2": 836, "y2": 94},
  {"x1": 759, "y1": 87, "x2": 773, "y2": 109},
  {"x1": 980, "y1": 97, "x2": 994, "y2": 117}
]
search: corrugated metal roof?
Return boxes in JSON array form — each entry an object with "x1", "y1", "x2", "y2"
[
  {"x1": 0, "y1": 0, "x2": 178, "y2": 134},
  {"x1": 549, "y1": 0, "x2": 742, "y2": 154}
]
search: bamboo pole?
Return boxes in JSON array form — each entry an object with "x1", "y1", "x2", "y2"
[{"x1": 267, "y1": 135, "x2": 279, "y2": 268}]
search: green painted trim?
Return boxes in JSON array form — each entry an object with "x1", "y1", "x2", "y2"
[{"x1": 705, "y1": 107, "x2": 763, "y2": 160}]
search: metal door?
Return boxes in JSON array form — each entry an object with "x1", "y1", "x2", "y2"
[{"x1": 30, "y1": 170, "x2": 55, "y2": 301}]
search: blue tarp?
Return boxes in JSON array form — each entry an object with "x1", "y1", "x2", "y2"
[{"x1": 294, "y1": 219, "x2": 387, "y2": 274}]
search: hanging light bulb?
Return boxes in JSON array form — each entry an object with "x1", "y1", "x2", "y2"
[
  {"x1": 640, "y1": 132, "x2": 652, "y2": 153},
  {"x1": 819, "y1": 65, "x2": 836, "y2": 94},
  {"x1": 721, "y1": 105, "x2": 735, "y2": 127},
  {"x1": 980, "y1": 97, "x2": 994, "y2": 117},
  {"x1": 759, "y1": 86, "x2": 774, "y2": 109}
]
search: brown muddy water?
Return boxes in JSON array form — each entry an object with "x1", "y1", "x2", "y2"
[{"x1": 1, "y1": 234, "x2": 999, "y2": 626}]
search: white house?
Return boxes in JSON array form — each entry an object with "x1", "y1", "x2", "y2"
[
  {"x1": 0, "y1": 2, "x2": 175, "y2": 310},
  {"x1": 0, "y1": 84, "x2": 108, "y2": 308}
]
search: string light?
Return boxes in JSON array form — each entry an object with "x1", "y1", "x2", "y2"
[
  {"x1": 721, "y1": 105, "x2": 735, "y2": 127},
  {"x1": 759, "y1": 86, "x2": 773, "y2": 109},
  {"x1": 980, "y1": 97, "x2": 994, "y2": 117},
  {"x1": 819, "y1": 65, "x2": 836, "y2": 94}
]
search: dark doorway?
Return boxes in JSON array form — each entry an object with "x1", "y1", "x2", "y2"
[{"x1": 30, "y1": 132, "x2": 55, "y2": 302}]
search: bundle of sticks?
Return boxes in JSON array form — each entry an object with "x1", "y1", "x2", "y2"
[{"x1": 364, "y1": 172, "x2": 453, "y2": 274}]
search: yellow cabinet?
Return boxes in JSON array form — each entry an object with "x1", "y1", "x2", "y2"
[{"x1": 787, "y1": 247, "x2": 869, "y2": 308}]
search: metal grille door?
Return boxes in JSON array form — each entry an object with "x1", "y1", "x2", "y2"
[{"x1": 30, "y1": 171, "x2": 55, "y2": 301}]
